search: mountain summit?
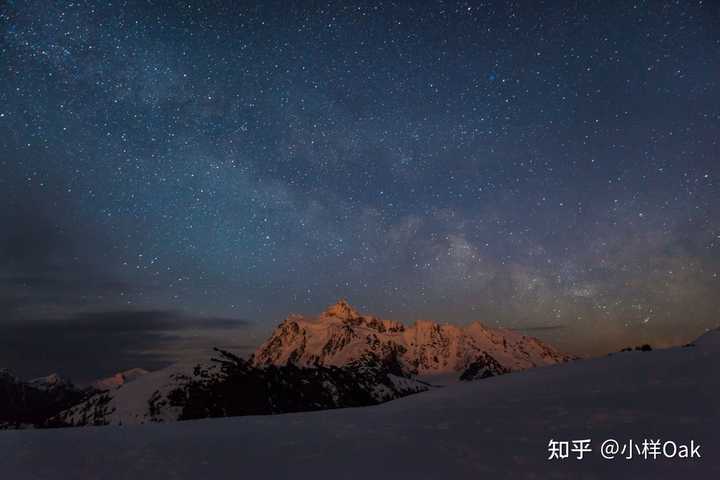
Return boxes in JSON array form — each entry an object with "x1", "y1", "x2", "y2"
[
  {"x1": 321, "y1": 299, "x2": 361, "y2": 320},
  {"x1": 254, "y1": 300, "x2": 571, "y2": 379}
]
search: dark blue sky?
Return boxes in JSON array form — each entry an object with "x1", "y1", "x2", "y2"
[{"x1": 1, "y1": 0, "x2": 718, "y2": 380}]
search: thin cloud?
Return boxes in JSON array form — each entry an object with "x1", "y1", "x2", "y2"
[{"x1": 0, "y1": 309, "x2": 252, "y2": 384}]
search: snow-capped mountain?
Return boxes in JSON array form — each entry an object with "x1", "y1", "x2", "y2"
[
  {"x1": 0, "y1": 370, "x2": 87, "y2": 429},
  {"x1": 92, "y1": 368, "x2": 150, "y2": 391},
  {"x1": 27, "y1": 373, "x2": 73, "y2": 391},
  {"x1": 43, "y1": 300, "x2": 570, "y2": 427},
  {"x1": 56, "y1": 349, "x2": 428, "y2": 427},
  {"x1": 254, "y1": 300, "x2": 571, "y2": 379},
  {"x1": 57, "y1": 362, "x2": 197, "y2": 426}
]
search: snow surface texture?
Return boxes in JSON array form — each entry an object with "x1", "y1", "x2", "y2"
[{"x1": 2, "y1": 330, "x2": 718, "y2": 479}]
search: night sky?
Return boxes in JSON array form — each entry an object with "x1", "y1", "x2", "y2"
[{"x1": 1, "y1": 1, "x2": 719, "y2": 382}]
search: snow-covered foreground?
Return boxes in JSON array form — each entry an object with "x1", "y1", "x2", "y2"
[{"x1": 2, "y1": 330, "x2": 719, "y2": 479}]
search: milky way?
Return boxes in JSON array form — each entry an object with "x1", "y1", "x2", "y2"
[{"x1": 1, "y1": 1, "x2": 718, "y2": 379}]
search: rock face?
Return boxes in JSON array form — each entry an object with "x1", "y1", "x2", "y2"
[
  {"x1": 0, "y1": 370, "x2": 88, "y2": 429},
  {"x1": 254, "y1": 300, "x2": 571, "y2": 380},
  {"x1": 459, "y1": 353, "x2": 510, "y2": 381}
]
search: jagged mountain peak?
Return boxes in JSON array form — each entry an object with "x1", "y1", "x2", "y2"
[
  {"x1": 254, "y1": 302, "x2": 570, "y2": 378},
  {"x1": 321, "y1": 299, "x2": 360, "y2": 320}
]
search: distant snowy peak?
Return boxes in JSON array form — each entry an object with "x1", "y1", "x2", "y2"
[
  {"x1": 28, "y1": 373, "x2": 72, "y2": 391},
  {"x1": 92, "y1": 368, "x2": 150, "y2": 391},
  {"x1": 254, "y1": 300, "x2": 571, "y2": 379},
  {"x1": 0, "y1": 370, "x2": 86, "y2": 428}
]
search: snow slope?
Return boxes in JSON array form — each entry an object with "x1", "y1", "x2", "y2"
[
  {"x1": 56, "y1": 351, "x2": 429, "y2": 426},
  {"x1": 2, "y1": 330, "x2": 717, "y2": 479},
  {"x1": 58, "y1": 362, "x2": 194, "y2": 425}
]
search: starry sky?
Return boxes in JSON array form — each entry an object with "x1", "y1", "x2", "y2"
[{"x1": 1, "y1": 0, "x2": 719, "y2": 381}]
